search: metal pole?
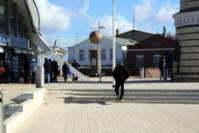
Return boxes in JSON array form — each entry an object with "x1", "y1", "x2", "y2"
[
  {"x1": 112, "y1": 0, "x2": 116, "y2": 87},
  {"x1": 0, "y1": 90, "x2": 4, "y2": 133},
  {"x1": 98, "y1": 21, "x2": 102, "y2": 82}
]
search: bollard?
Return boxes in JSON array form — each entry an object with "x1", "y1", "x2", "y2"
[
  {"x1": 140, "y1": 67, "x2": 145, "y2": 78},
  {"x1": 36, "y1": 65, "x2": 44, "y2": 88},
  {"x1": 0, "y1": 90, "x2": 4, "y2": 133}
]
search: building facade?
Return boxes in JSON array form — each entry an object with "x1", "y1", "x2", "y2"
[
  {"x1": 127, "y1": 35, "x2": 177, "y2": 78},
  {"x1": 173, "y1": 0, "x2": 199, "y2": 81},
  {"x1": 68, "y1": 36, "x2": 135, "y2": 75},
  {"x1": 0, "y1": 0, "x2": 50, "y2": 82}
]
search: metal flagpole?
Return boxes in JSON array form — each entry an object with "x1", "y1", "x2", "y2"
[
  {"x1": 98, "y1": 21, "x2": 102, "y2": 82},
  {"x1": 112, "y1": 0, "x2": 116, "y2": 87}
]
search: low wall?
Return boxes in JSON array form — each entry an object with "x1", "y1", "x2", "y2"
[{"x1": 4, "y1": 89, "x2": 45, "y2": 133}]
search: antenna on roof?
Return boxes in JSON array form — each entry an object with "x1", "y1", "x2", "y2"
[{"x1": 133, "y1": 12, "x2": 135, "y2": 31}]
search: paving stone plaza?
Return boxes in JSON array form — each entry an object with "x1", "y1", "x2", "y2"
[{"x1": 2, "y1": 78, "x2": 199, "y2": 133}]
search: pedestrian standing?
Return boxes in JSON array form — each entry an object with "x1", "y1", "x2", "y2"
[
  {"x1": 62, "y1": 62, "x2": 69, "y2": 82},
  {"x1": 112, "y1": 63, "x2": 129, "y2": 101},
  {"x1": 162, "y1": 57, "x2": 167, "y2": 80},
  {"x1": 3, "y1": 61, "x2": 10, "y2": 83},
  {"x1": 44, "y1": 58, "x2": 48, "y2": 83},
  {"x1": 0, "y1": 63, "x2": 5, "y2": 84},
  {"x1": 159, "y1": 57, "x2": 163, "y2": 80},
  {"x1": 30, "y1": 58, "x2": 37, "y2": 84},
  {"x1": 54, "y1": 60, "x2": 59, "y2": 82},
  {"x1": 71, "y1": 60, "x2": 80, "y2": 81},
  {"x1": 44, "y1": 58, "x2": 51, "y2": 83},
  {"x1": 24, "y1": 57, "x2": 30, "y2": 84}
]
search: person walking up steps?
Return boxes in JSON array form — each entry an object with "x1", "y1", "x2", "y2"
[
  {"x1": 112, "y1": 63, "x2": 129, "y2": 101},
  {"x1": 62, "y1": 62, "x2": 69, "y2": 82}
]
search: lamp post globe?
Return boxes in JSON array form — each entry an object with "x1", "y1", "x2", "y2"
[{"x1": 89, "y1": 31, "x2": 102, "y2": 44}]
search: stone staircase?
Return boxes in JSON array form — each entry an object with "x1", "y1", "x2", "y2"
[
  {"x1": 45, "y1": 88, "x2": 199, "y2": 104},
  {"x1": 49, "y1": 53, "x2": 90, "y2": 81}
]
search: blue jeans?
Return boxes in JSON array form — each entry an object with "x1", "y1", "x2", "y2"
[{"x1": 46, "y1": 73, "x2": 50, "y2": 83}]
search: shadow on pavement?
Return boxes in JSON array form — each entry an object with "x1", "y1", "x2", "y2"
[
  {"x1": 63, "y1": 96, "x2": 111, "y2": 105},
  {"x1": 57, "y1": 79, "x2": 170, "y2": 84}
]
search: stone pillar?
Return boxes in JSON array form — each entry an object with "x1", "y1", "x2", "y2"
[
  {"x1": 173, "y1": 0, "x2": 199, "y2": 82},
  {"x1": 36, "y1": 65, "x2": 44, "y2": 88},
  {"x1": 36, "y1": 54, "x2": 44, "y2": 88}
]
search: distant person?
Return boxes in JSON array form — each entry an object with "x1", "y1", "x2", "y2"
[
  {"x1": 62, "y1": 62, "x2": 69, "y2": 82},
  {"x1": 53, "y1": 60, "x2": 59, "y2": 82},
  {"x1": 71, "y1": 60, "x2": 80, "y2": 81},
  {"x1": 162, "y1": 57, "x2": 167, "y2": 80},
  {"x1": 30, "y1": 58, "x2": 37, "y2": 84},
  {"x1": 3, "y1": 60, "x2": 10, "y2": 83},
  {"x1": 159, "y1": 56, "x2": 167, "y2": 80},
  {"x1": 112, "y1": 63, "x2": 129, "y2": 101},
  {"x1": 24, "y1": 57, "x2": 30, "y2": 84},
  {"x1": 159, "y1": 57, "x2": 163, "y2": 80},
  {"x1": 44, "y1": 58, "x2": 51, "y2": 83},
  {"x1": 44, "y1": 58, "x2": 48, "y2": 83},
  {"x1": 49, "y1": 59, "x2": 54, "y2": 82},
  {"x1": 0, "y1": 63, "x2": 5, "y2": 84}
]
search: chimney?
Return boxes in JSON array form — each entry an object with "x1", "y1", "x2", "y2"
[
  {"x1": 163, "y1": 26, "x2": 166, "y2": 37},
  {"x1": 116, "y1": 29, "x2": 119, "y2": 36}
]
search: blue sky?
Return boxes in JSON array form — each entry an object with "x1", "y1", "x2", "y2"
[{"x1": 35, "y1": 0, "x2": 179, "y2": 49}]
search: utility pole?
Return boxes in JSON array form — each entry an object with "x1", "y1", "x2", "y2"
[{"x1": 112, "y1": 0, "x2": 116, "y2": 87}]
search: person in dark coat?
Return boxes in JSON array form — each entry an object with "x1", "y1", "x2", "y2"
[
  {"x1": 50, "y1": 59, "x2": 54, "y2": 82},
  {"x1": 0, "y1": 63, "x2": 5, "y2": 84},
  {"x1": 3, "y1": 61, "x2": 10, "y2": 83},
  {"x1": 71, "y1": 60, "x2": 80, "y2": 81},
  {"x1": 24, "y1": 57, "x2": 30, "y2": 84},
  {"x1": 30, "y1": 58, "x2": 37, "y2": 84},
  {"x1": 44, "y1": 58, "x2": 51, "y2": 83},
  {"x1": 62, "y1": 62, "x2": 69, "y2": 82},
  {"x1": 44, "y1": 58, "x2": 48, "y2": 83},
  {"x1": 112, "y1": 63, "x2": 129, "y2": 101},
  {"x1": 159, "y1": 57, "x2": 163, "y2": 80},
  {"x1": 53, "y1": 60, "x2": 59, "y2": 82}
]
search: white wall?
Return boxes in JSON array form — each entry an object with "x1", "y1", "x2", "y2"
[{"x1": 68, "y1": 37, "x2": 123, "y2": 67}]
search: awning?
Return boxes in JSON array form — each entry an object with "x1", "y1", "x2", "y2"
[{"x1": 31, "y1": 33, "x2": 51, "y2": 53}]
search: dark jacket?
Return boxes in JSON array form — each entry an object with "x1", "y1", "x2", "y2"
[
  {"x1": 112, "y1": 64, "x2": 129, "y2": 83},
  {"x1": 44, "y1": 60, "x2": 51, "y2": 73},
  {"x1": 62, "y1": 63, "x2": 69, "y2": 74}
]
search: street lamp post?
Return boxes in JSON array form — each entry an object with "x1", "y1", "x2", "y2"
[{"x1": 112, "y1": 0, "x2": 116, "y2": 87}]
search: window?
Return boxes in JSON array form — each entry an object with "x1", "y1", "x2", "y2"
[
  {"x1": 136, "y1": 55, "x2": 144, "y2": 68},
  {"x1": 110, "y1": 49, "x2": 112, "y2": 60},
  {"x1": 79, "y1": 50, "x2": 85, "y2": 61},
  {"x1": 152, "y1": 41, "x2": 162, "y2": 46},
  {"x1": 101, "y1": 49, "x2": 106, "y2": 60},
  {"x1": 153, "y1": 54, "x2": 161, "y2": 67},
  {"x1": 88, "y1": 50, "x2": 91, "y2": 60}
]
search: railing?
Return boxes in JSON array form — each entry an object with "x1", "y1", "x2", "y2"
[
  {"x1": 49, "y1": 53, "x2": 90, "y2": 81},
  {"x1": 0, "y1": 34, "x2": 29, "y2": 49}
]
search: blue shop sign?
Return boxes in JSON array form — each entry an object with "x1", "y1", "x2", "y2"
[{"x1": 0, "y1": 36, "x2": 10, "y2": 46}]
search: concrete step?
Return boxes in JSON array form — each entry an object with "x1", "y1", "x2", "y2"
[{"x1": 46, "y1": 89, "x2": 199, "y2": 104}]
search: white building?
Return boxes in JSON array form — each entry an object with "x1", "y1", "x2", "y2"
[{"x1": 68, "y1": 36, "x2": 136, "y2": 68}]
